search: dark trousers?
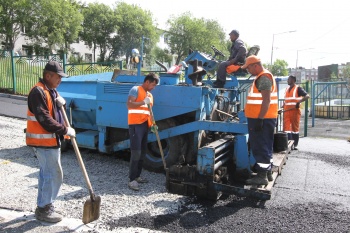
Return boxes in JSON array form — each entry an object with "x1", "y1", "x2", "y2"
[
  {"x1": 217, "y1": 61, "x2": 231, "y2": 83},
  {"x1": 248, "y1": 118, "x2": 276, "y2": 172},
  {"x1": 129, "y1": 121, "x2": 148, "y2": 182}
]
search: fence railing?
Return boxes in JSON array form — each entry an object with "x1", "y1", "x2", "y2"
[
  {"x1": 0, "y1": 50, "x2": 122, "y2": 95},
  {"x1": 311, "y1": 81, "x2": 350, "y2": 123}
]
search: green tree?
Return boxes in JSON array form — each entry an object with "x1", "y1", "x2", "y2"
[
  {"x1": 0, "y1": 0, "x2": 33, "y2": 50},
  {"x1": 79, "y1": 2, "x2": 117, "y2": 62},
  {"x1": 341, "y1": 65, "x2": 350, "y2": 98},
  {"x1": 166, "y1": 12, "x2": 227, "y2": 64},
  {"x1": 268, "y1": 59, "x2": 289, "y2": 76},
  {"x1": 111, "y1": 2, "x2": 158, "y2": 64},
  {"x1": 149, "y1": 46, "x2": 173, "y2": 68},
  {"x1": 341, "y1": 64, "x2": 350, "y2": 81},
  {"x1": 25, "y1": 0, "x2": 83, "y2": 51}
]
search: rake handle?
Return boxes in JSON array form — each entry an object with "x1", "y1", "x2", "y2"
[{"x1": 148, "y1": 104, "x2": 167, "y2": 170}]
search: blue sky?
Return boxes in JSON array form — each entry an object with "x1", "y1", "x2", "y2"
[{"x1": 84, "y1": 0, "x2": 350, "y2": 69}]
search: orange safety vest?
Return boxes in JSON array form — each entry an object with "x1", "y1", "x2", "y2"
[
  {"x1": 245, "y1": 70, "x2": 278, "y2": 119},
  {"x1": 284, "y1": 85, "x2": 302, "y2": 110},
  {"x1": 128, "y1": 86, "x2": 153, "y2": 127},
  {"x1": 26, "y1": 82, "x2": 58, "y2": 147}
]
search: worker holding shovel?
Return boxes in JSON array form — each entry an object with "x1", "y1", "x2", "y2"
[
  {"x1": 26, "y1": 61, "x2": 75, "y2": 223},
  {"x1": 281, "y1": 75, "x2": 310, "y2": 150},
  {"x1": 127, "y1": 73, "x2": 160, "y2": 191}
]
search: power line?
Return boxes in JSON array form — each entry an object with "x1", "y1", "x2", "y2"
[{"x1": 298, "y1": 16, "x2": 350, "y2": 48}]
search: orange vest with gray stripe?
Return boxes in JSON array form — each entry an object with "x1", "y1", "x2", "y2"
[
  {"x1": 128, "y1": 86, "x2": 153, "y2": 127},
  {"x1": 284, "y1": 85, "x2": 302, "y2": 110},
  {"x1": 245, "y1": 70, "x2": 278, "y2": 119},
  {"x1": 26, "y1": 82, "x2": 58, "y2": 147}
]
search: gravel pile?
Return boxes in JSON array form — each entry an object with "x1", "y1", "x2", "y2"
[
  {"x1": 1, "y1": 115, "x2": 350, "y2": 232},
  {"x1": 0, "y1": 116, "x2": 197, "y2": 232}
]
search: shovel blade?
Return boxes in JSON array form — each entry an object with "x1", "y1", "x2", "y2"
[{"x1": 82, "y1": 195, "x2": 101, "y2": 224}]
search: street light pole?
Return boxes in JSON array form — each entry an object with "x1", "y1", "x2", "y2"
[
  {"x1": 296, "y1": 48, "x2": 314, "y2": 69},
  {"x1": 270, "y1": 30, "x2": 296, "y2": 65}
]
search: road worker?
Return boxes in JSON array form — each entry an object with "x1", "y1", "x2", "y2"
[
  {"x1": 26, "y1": 61, "x2": 75, "y2": 222},
  {"x1": 242, "y1": 55, "x2": 278, "y2": 185},
  {"x1": 282, "y1": 75, "x2": 310, "y2": 150},
  {"x1": 126, "y1": 73, "x2": 159, "y2": 191}
]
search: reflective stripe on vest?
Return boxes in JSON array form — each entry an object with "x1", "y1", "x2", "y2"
[
  {"x1": 284, "y1": 85, "x2": 302, "y2": 109},
  {"x1": 128, "y1": 86, "x2": 153, "y2": 127},
  {"x1": 245, "y1": 69, "x2": 278, "y2": 119},
  {"x1": 26, "y1": 82, "x2": 58, "y2": 147}
]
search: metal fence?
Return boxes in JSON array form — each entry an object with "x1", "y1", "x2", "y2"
[
  {"x1": 0, "y1": 50, "x2": 122, "y2": 95},
  {"x1": 311, "y1": 81, "x2": 350, "y2": 123}
]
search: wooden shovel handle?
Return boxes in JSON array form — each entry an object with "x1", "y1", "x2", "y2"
[{"x1": 60, "y1": 106, "x2": 95, "y2": 200}]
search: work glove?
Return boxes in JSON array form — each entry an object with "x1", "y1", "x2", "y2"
[
  {"x1": 66, "y1": 127, "x2": 76, "y2": 137},
  {"x1": 254, "y1": 118, "x2": 264, "y2": 132},
  {"x1": 143, "y1": 97, "x2": 151, "y2": 105},
  {"x1": 55, "y1": 96, "x2": 66, "y2": 107},
  {"x1": 295, "y1": 102, "x2": 300, "y2": 109},
  {"x1": 278, "y1": 109, "x2": 282, "y2": 114},
  {"x1": 151, "y1": 125, "x2": 158, "y2": 133}
]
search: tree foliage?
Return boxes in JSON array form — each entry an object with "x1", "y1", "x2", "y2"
[
  {"x1": 111, "y1": 2, "x2": 158, "y2": 64},
  {"x1": 166, "y1": 12, "x2": 227, "y2": 64},
  {"x1": 149, "y1": 46, "x2": 173, "y2": 68},
  {"x1": 0, "y1": 0, "x2": 33, "y2": 50},
  {"x1": 80, "y1": 2, "x2": 117, "y2": 62},
  {"x1": 25, "y1": 0, "x2": 83, "y2": 50},
  {"x1": 267, "y1": 59, "x2": 289, "y2": 76}
]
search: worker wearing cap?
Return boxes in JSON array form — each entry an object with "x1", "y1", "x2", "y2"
[
  {"x1": 26, "y1": 61, "x2": 75, "y2": 222},
  {"x1": 282, "y1": 75, "x2": 309, "y2": 150},
  {"x1": 242, "y1": 55, "x2": 278, "y2": 185},
  {"x1": 213, "y1": 29, "x2": 247, "y2": 88}
]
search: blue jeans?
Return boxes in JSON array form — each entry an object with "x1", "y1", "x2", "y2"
[
  {"x1": 217, "y1": 61, "x2": 231, "y2": 82},
  {"x1": 33, "y1": 147, "x2": 63, "y2": 207}
]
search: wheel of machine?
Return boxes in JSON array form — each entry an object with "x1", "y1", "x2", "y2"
[{"x1": 143, "y1": 118, "x2": 188, "y2": 172}]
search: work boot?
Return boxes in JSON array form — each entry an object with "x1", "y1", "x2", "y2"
[
  {"x1": 128, "y1": 180, "x2": 139, "y2": 191},
  {"x1": 267, "y1": 170, "x2": 273, "y2": 182},
  {"x1": 246, "y1": 171, "x2": 268, "y2": 185},
  {"x1": 35, "y1": 204, "x2": 63, "y2": 223},
  {"x1": 135, "y1": 177, "x2": 149, "y2": 183}
]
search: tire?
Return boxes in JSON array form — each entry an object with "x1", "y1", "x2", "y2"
[{"x1": 143, "y1": 118, "x2": 188, "y2": 172}]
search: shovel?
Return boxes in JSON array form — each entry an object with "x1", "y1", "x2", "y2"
[
  {"x1": 148, "y1": 104, "x2": 167, "y2": 170},
  {"x1": 60, "y1": 106, "x2": 101, "y2": 224}
]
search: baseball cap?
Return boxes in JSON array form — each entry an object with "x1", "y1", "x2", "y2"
[
  {"x1": 229, "y1": 29, "x2": 239, "y2": 36},
  {"x1": 241, "y1": 55, "x2": 261, "y2": 69},
  {"x1": 44, "y1": 61, "x2": 68, "y2": 77}
]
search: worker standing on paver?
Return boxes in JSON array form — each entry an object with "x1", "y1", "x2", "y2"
[
  {"x1": 242, "y1": 55, "x2": 278, "y2": 185},
  {"x1": 282, "y1": 75, "x2": 310, "y2": 150}
]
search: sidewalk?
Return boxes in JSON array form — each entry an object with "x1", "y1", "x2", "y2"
[
  {"x1": 0, "y1": 208, "x2": 93, "y2": 233},
  {"x1": 299, "y1": 110, "x2": 350, "y2": 140}
]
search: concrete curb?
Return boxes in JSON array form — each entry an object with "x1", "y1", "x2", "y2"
[{"x1": 0, "y1": 93, "x2": 27, "y2": 101}]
